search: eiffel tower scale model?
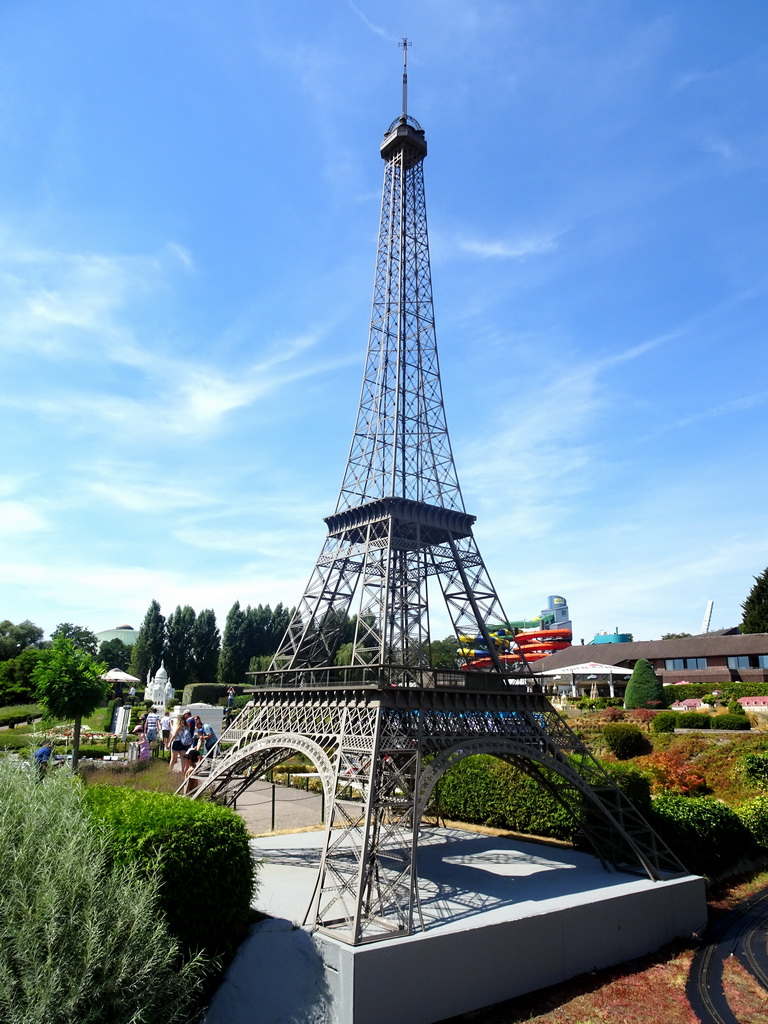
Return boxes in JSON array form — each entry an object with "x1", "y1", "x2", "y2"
[{"x1": 187, "y1": 43, "x2": 685, "y2": 946}]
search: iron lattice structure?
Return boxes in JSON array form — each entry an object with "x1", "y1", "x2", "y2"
[
  {"x1": 187, "y1": 75, "x2": 687, "y2": 945},
  {"x1": 269, "y1": 109, "x2": 514, "y2": 682}
]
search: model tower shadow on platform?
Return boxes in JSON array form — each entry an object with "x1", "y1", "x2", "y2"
[{"x1": 188, "y1": 44, "x2": 686, "y2": 946}]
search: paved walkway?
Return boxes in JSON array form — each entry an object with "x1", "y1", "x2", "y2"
[{"x1": 232, "y1": 779, "x2": 327, "y2": 835}]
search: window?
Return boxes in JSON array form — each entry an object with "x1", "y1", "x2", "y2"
[
  {"x1": 759, "y1": 656, "x2": 768, "y2": 669},
  {"x1": 666, "y1": 657, "x2": 707, "y2": 670},
  {"x1": 728, "y1": 655, "x2": 752, "y2": 669},
  {"x1": 685, "y1": 657, "x2": 707, "y2": 670}
]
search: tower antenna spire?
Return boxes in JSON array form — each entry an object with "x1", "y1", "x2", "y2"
[{"x1": 399, "y1": 37, "x2": 411, "y2": 118}]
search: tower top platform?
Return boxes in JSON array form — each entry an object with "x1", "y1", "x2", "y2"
[{"x1": 380, "y1": 113, "x2": 427, "y2": 163}]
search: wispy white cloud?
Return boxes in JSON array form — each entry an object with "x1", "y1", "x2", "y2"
[
  {"x1": 0, "y1": 501, "x2": 50, "y2": 535},
  {"x1": 456, "y1": 233, "x2": 558, "y2": 261},
  {"x1": 700, "y1": 134, "x2": 739, "y2": 163},
  {"x1": 344, "y1": 0, "x2": 396, "y2": 42}
]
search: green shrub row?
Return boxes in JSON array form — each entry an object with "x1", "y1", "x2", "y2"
[
  {"x1": 651, "y1": 711, "x2": 751, "y2": 732},
  {"x1": 436, "y1": 754, "x2": 652, "y2": 844},
  {"x1": 83, "y1": 786, "x2": 256, "y2": 961},
  {"x1": 0, "y1": 704, "x2": 40, "y2": 728},
  {"x1": 181, "y1": 684, "x2": 248, "y2": 707},
  {"x1": 662, "y1": 682, "x2": 768, "y2": 704}
]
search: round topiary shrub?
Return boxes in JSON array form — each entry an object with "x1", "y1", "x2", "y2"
[
  {"x1": 737, "y1": 794, "x2": 768, "y2": 848},
  {"x1": 602, "y1": 722, "x2": 648, "y2": 760},
  {"x1": 651, "y1": 794, "x2": 756, "y2": 877},
  {"x1": 652, "y1": 711, "x2": 678, "y2": 734}
]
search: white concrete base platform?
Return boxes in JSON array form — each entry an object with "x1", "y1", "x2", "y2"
[{"x1": 205, "y1": 827, "x2": 706, "y2": 1024}]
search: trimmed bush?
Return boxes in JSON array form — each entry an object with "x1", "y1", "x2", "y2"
[
  {"x1": 0, "y1": 756, "x2": 206, "y2": 1024},
  {"x1": 0, "y1": 703, "x2": 41, "y2": 728},
  {"x1": 650, "y1": 795, "x2": 757, "y2": 877},
  {"x1": 652, "y1": 710, "x2": 678, "y2": 733},
  {"x1": 737, "y1": 794, "x2": 768, "y2": 849},
  {"x1": 83, "y1": 785, "x2": 256, "y2": 960},
  {"x1": 677, "y1": 712, "x2": 710, "y2": 730},
  {"x1": 712, "y1": 714, "x2": 750, "y2": 731},
  {"x1": 602, "y1": 722, "x2": 648, "y2": 759}
]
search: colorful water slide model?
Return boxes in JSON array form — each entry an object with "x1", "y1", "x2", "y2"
[{"x1": 458, "y1": 596, "x2": 573, "y2": 669}]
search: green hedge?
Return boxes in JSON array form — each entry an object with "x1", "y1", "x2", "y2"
[
  {"x1": 662, "y1": 682, "x2": 768, "y2": 705},
  {"x1": 83, "y1": 786, "x2": 256, "y2": 961},
  {"x1": 737, "y1": 794, "x2": 768, "y2": 849},
  {"x1": 181, "y1": 684, "x2": 249, "y2": 707},
  {"x1": 712, "y1": 714, "x2": 751, "y2": 731},
  {"x1": 0, "y1": 732, "x2": 67, "y2": 753},
  {"x1": 676, "y1": 712, "x2": 710, "y2": 730},
  {"x1": 0, "y1": 704, "x2": 40, "y2": 728},
  {"x1": 650, "y1": 795, "x2": 757, "y2": 877},
  {"x1": 436, "y1": 754, "x2": 652, "y2": 844}
]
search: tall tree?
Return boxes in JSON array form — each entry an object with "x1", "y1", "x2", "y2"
[
  {"x1": 98, "y1": 637, "x2": 132, "y2": 671},
  {"x1": 192, "y1": 609, "x2": 220, "y2": 684},
  {"x1": 51, "y1": 623, "x2": 98, "y2": 656},
  {"x1": 32, "y1": 638, "x2": 108, "y2": 771},
  {"x1": 129, "y1": 600, "x2": 166, "y2": 683},
  {"x1": 164, "y1": 605, "x2": 196, "y2": 691},
  {"x1": 741, "y1": 567, "x2": 768, "y2": 634},
  {"x1": 0, "y1": 619, "x2": 44, "y2": 661},
  {"x1": 218, "y1": 602, "x2": 250, "y2": 688},
  {"x1": 0, "y1": 648, "x2": 44, "y2": 707},
  {"x1": 624, "y1": 658, "x2": 664, "y2": 710}
]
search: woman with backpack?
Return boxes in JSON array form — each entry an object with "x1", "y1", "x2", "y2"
[{"x1": 168, "y1": 713, "x2": 193, "y2": 772}]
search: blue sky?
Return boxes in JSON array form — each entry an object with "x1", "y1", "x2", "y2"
[{"x1": 2, "y1": 0, "x2": 767, "y2": 645}]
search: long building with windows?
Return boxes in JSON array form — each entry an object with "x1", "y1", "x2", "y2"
[{"x1": 533, "y1": 628, "x2": 768, "y2": 698}]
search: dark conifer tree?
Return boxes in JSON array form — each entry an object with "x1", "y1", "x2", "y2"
[
  {"x1": 165, "y1": 605, "x2": 196, "y2": 691},
  {"x1": 129, "y1": 600, "x2": 166, "y2": 683},
  {"x1": 218, "y1": 601, "x2": 250, "y2": 688},
  {"x1": 623, "y1": 658, "x2": 664, "y2": 710},
  {"x1": 192, "y1": 609, "x2": 220, "y2": 684},
  {"x1": 741, "y1": 567, "x2": 768, "y2": 634}
]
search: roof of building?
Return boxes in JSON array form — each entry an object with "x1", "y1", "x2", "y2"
[
  {"x1": 533, "y1": 630, "x2": 768, "y2": 670},
  {"x1": 95, "y1": 626, "x2": 140, "y2": 647}
]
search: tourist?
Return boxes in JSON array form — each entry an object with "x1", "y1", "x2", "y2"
[
  {"x1": 160, "y1": 710, "x2": 172, "y2": 749},
  {"x1": 183, "y1": 747, "x2": 201, "y2": 794},
  {"x1": 169, "y1": 715, "x2": 193, "y2": 772},
  {"x1": 145, "y1": 707, "x2": 160, "y2": 747},
  {"x1": 194, "y1": 716, "x2": 218, "y2": 756},
  {"x1": 32, "y1": 741, "x2": 54, "y2": 776},
  {"x1": 226, "y1": 686, "x2": 235, "y2": 708}
]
